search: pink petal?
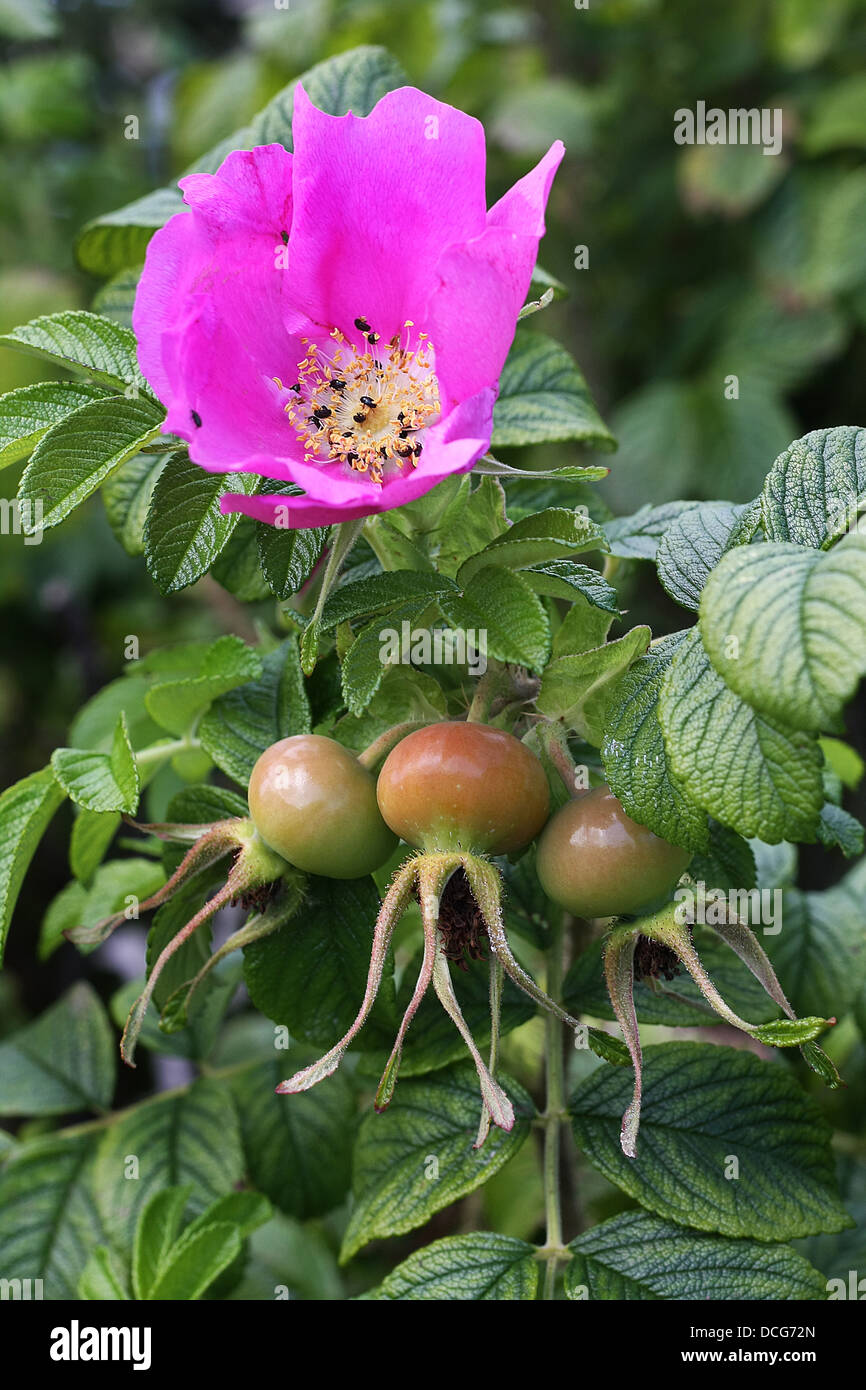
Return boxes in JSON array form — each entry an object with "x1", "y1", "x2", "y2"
[
  {"x1": 134, "y1": 144, "x2": 298, "y2": 430},
  {"x1": 285, "y1": 84, "x2": 487, "y2": 342},
  {"x1": 426, "y1": 141, "x2": 565, "y2": 404},
  {"x1": 219, "y1": 386, "x2": 495, "y2": 527},
  {"x1": 179, "y1": 144, "x2": 294, "y2": 242}
]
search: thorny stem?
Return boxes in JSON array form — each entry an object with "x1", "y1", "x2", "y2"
[{"x1": 542, "y1": 909, "x2": 566, "y2": 1300}]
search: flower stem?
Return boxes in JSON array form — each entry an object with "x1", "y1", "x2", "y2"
[
  {"x1": 542, "y1": 909, "x2": 566, "y2": 1300},
  {"x1": 301, "y1": 517, "x2": 365, "y2": 674}
]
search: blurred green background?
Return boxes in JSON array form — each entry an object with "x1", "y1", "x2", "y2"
[{"x1": 2, "y1": 0, "x2": 866, "y2": 997}]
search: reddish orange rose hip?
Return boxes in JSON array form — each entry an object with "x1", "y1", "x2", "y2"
[{"x1": 376, "y1": 721, "x2": 550, "y2": 854}]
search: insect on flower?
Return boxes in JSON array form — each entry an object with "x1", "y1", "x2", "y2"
[{"x1": 132, "y1": 86, "x2": 564, "y2": 527}]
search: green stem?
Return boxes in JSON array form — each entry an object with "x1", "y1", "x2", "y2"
[
  {"x1": 357, "y1": 720, "x2": 432, "y2": 771},
  {"x1": 135, "y1": 737, "x2": 201, "y2": 768},
  {"x1": 542, "y1": 910, "x2": 566, "y2": 1300},
  {"x1": 301, "y1": 518, "x2": 365, "y2": 673}
]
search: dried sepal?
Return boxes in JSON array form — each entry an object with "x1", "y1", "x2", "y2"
[
  {"x1": 276, "y1": 855, "x2": 419, "y2": 1096},
  {"x1": 602, "y1": 922, "x2": 643, "y2": 1158}
]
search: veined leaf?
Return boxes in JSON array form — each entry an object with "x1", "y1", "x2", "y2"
[
  {"x1": 699, "y1": 535, "x2": 866, "y2": 734},
  {"x1": 565, "y1": 1210, "x2": 827, "y2": 1300},
  {"x1": 762, "y1": 426, "x2": 866, "y2": 548},
  {"x1": 0, "y1": 380, "x2": 109, "y2": 468},
  {"x1": 143, "y1": 452, "x2": 259, "y2": 594},
  {"x1": 0, "y1": 982, "x2": 115, "y2": 1116},
  {"x1": 366, "y1": 1233, "x2": 538, "y2": 1300},
  {"x1": 570, "y1": 1042, "x2": 851, "y2": 1240},
  {"x1": 19, "y1": 393, "x2": 165, "y2": 530},
  {"x1": 492, "y1": 332, "x2": 615, "y2": 450},
  {"x1": 601, "y1": 632, "x2": 709, "y2": 851},
  {"x1": 659, "y1": 627, "x2": 823, "y2": 843},
  {"x1": 52, "y1": 712, "x2": 140, "y2": 813},
  {"x1": 0, "y1": 766, "x2": 66, "y2": 965},
  {"x1": 341, "y1": 1062, "x2": 533, "y2": 1261},
  {"x1": 199, "y1": 638, "x2": 310, "y2": 787}
]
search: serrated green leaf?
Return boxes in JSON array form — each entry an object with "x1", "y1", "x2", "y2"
[
  {"x1": 700, "y1": 536, "x2": 866, "y2": 734},
  {"x1": 184, "y1": 1191, "x2": 271, "y2": 1242},
  {"x1": 431, "y1": 475, "x2": 508, "y2": 577},
  {"x1": 75, "y1": 47, "x2": 407, "y2": 277},
  {"x1": 143, "y1": 452, "x2": 259, "y2": 594},
  {"x1": 0, "y1": 765, "x2": 65, "y2": 965},
  {"x1": 537, "y1": 625, "x2": 652, "y2": 745},
  {"x1": 209, "y1": 520, "x2": 271, "y2": 601},
  {"x1": 19, "y1": 393, "x2": 165, "y2": 530},
  {"x1": 491, "y1": 332, "x2": 615, "y2": 450},
  {"x1": 227, "y1": 1057, "x2": 355, "y2": 1220},
  {"x1": 762, "y1": 426, "x2": 866, "y2": 548},
  {"x1": 457, "y1": 507, "x2": 608, "y2": 586},
  {"x1": 92, "y1": 1078, "x2": 244, "y2": 1250},
  {"x1": 656, "y1": 501, "x2": 748, "y2": 611},
  {"x1": 341, "y1": 1062, "x2": 533, "y2": 1261},
  {"x1": 244, "y1": 875, "x2": 398, "y2": 1050},
  {"x1": 0, "y1": 982, "x2": 115, "y2": 1116},
  {"x1": 322, "y1": 570, "x2": 457, "y2": 631},
  {"x1": 604, "y1": 501, "x2": 702, "y2": 561},
  {"x1": 166, "y1": 783, "x2": 249, "y2": 823},
  {"x1": 147, "y1": 1222, "x2": 242, "y2": 1301},
  {"x1": 474, "y1": 457, "x2": 609, "y2": 483},
  {"x1": 601, "y1": 632, "x2": 709, "y2": 851},
  {"x1": 68, "y1": 674, "x2": 162, "y2": 752},
  {"x1": 522, "y1": 558, "x2": 619, "y2": 617},
  {"x1": 439, "y1": 566, "x2": 551, "y2": 670},
  {"x1": 256, "y1": 505, "x2": 326, "y2": 600},
  {"x1": 41, "y1": 857, "x2": 165, "y2": 960},
  {"x1": 0, "y1": 380, "x2": 109, "y2": 468},
  {"x1": 0, "y1": 1131, "x2": 108, "y2": 1299},
  {"x1": 77, "y1": 187, "x2": 190, "y2": 279},
  {"x1": 816, "y1": 802, "x2": 864, "y2": 857},
  {"x1": 366, "y1": 1233, "x2": 538, "y2": 1300},
  {"x1": 570, "y1": 1041, "x2": 852, "y2": 1240},
  {"x1": 565, "y1": 1210, "x2": 827, "y2": 1300},
  {"x1": 78, "y1": 1246, "x2": 130, "y2": 1300},
  {"x1": 659, "y1": 627, "x2": 823, "y2": 842},
  {"x1": 132, "y1": 1186, "x2": 191, "y2": 1300},
  {"x1": 91, "y1": 265, "x2": 142, "y2": 328},
  {"x1": 0, "y1": 310, "x2": 146, "y2": 390},
  {"x1": 339, "y1": 597, "x2": 434, "y2": 716},
  {"x1": 144, "y1": 635, "x2": 261, "y2": 737},
  {"x1": 69, "y1": 808, "x2": 120, "y2": 883},
  {"x1": 52, "y1": 712, "x2": 139, "y2": 813},
  {"x1": 198, "y1": 639, "x2": 310, "y2": 787},
  {"x1": 102, "y1": 451, "x2": 166, "y2": 556},
  {"x1": 690, "y1": 821, "x2": 757, "y2": 893},
  {"x1": 763, "y1": 866, "x2": 866, "y2": 1019}
]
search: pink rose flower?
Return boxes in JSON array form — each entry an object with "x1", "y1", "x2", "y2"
[{"x1": 133, "y1": 85, "x2": 563, "y2": 528}]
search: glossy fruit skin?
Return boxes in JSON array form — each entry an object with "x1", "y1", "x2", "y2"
[
  {"x1": 248, "y1": 735, "x2": 397, "y2": 879},
  {"x1": 536, "y1": 784, "x2": 691, "y2": 918},
  {"x1": 376, "y1": 721, "x2": 550, "y2": 854}
]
